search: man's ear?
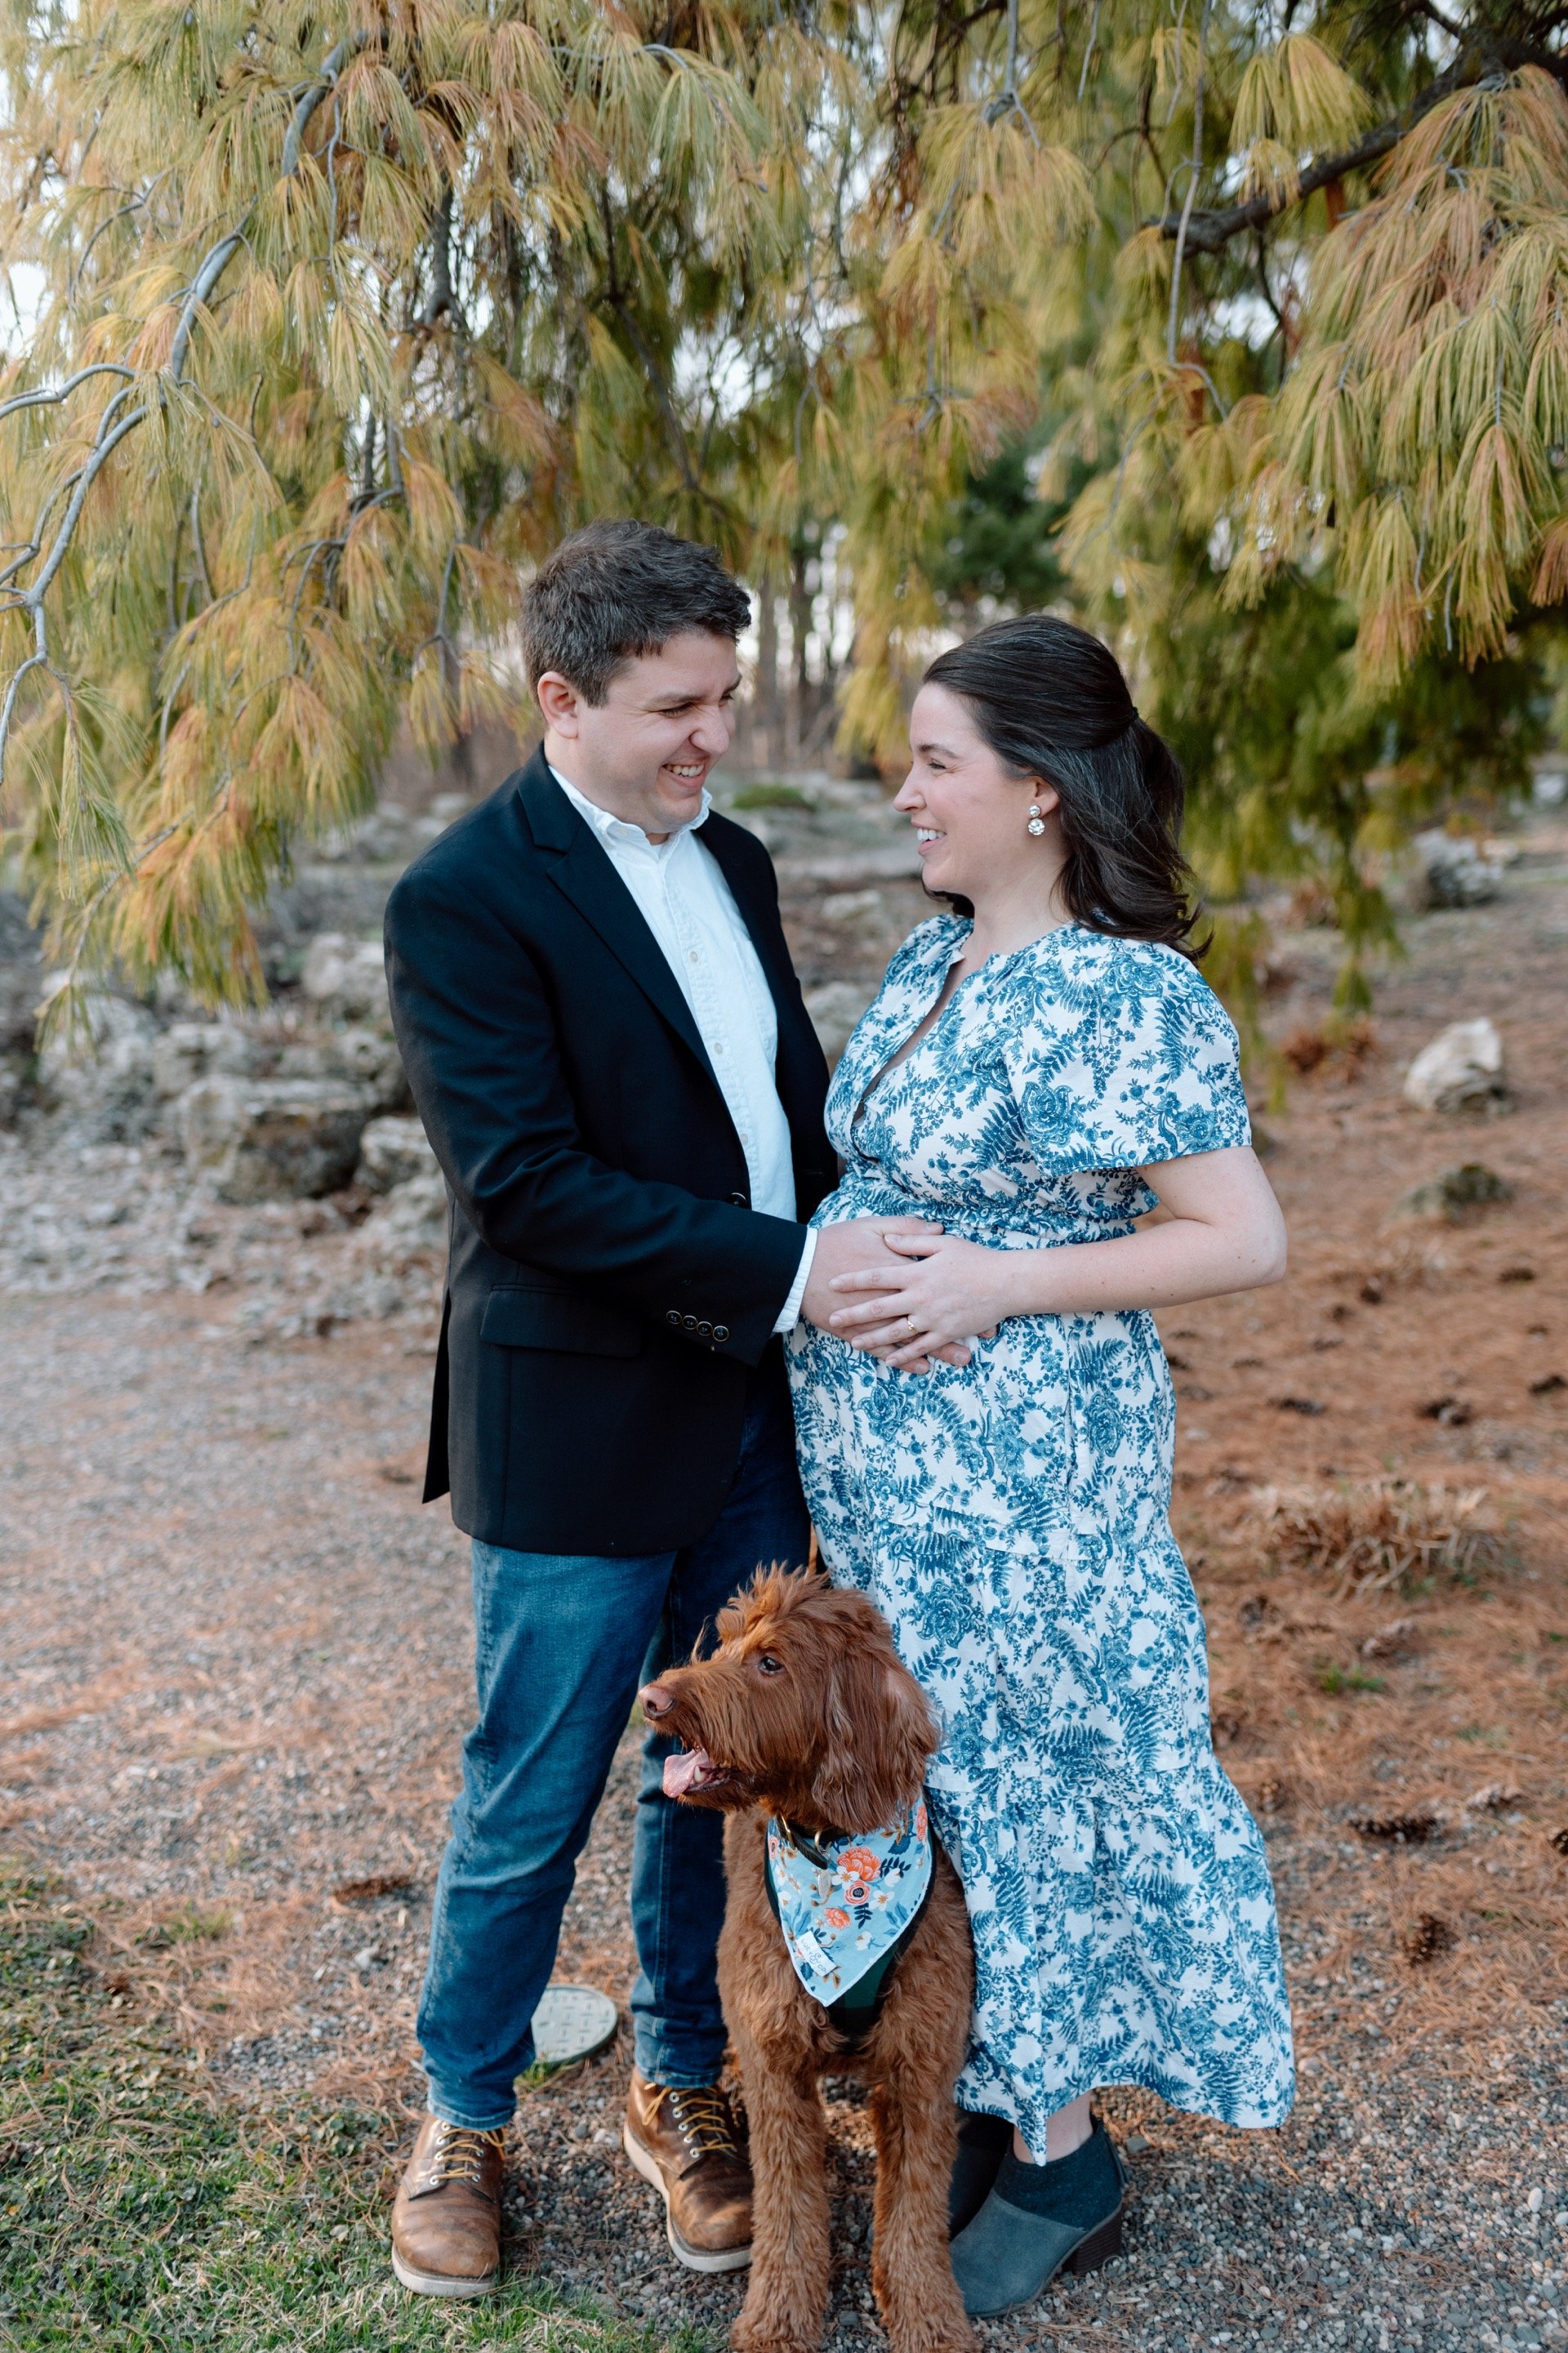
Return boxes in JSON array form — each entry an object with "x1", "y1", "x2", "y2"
[{"x1": 535, "y1": 670, "x2": 584, "y2": 738}]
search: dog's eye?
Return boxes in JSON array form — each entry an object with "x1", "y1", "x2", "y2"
[{"x1": 755, "y1": 1653, "x2": 784, "y2": 1676}]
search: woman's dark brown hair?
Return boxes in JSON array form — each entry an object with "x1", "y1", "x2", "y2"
[{"x1": 922, "y1": 613, "x2": 1203, "y2": 954}]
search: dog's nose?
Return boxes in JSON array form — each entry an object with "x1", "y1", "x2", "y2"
[{"x1": 639, "y1": 1681, "x2": 675, "y2": 1721}]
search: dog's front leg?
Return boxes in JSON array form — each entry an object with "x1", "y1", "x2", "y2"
[
  {"x1": 728, "y1": 2026, "x2": 831, "y2": 2353},
  {"x1": 866, "y1": 2083, "x2": 976, "y2": 2353}
]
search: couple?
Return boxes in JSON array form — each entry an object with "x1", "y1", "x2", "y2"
[{"x1": 382, "y1": 520, "x2": 1295, "y2": 2310}]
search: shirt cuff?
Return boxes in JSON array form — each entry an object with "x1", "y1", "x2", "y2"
[{"x1": 773, "y1": 1228, "x2": 817, "y2": 1335}]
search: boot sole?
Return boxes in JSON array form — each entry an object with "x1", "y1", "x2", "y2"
[
  {"x1": 391, "y1": 2247, "x2": 499, "y2": 2298},
  {"x1": 621, "y1": 2123, "x2": 754, "y2": 2273}
]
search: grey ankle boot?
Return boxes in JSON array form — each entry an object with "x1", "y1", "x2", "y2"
[{"x1": 948, "y1": 2123, "x2": 1125, "y2": 2318}]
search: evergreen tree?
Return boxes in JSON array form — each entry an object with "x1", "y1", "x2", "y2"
[{"x1": 0, "y1": 1, "x2": 1561, "y2": 1009}]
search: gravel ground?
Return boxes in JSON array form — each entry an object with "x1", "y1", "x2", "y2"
[{"x1": 2, "y1": 818, "x2": 1567, "y2": 2351}]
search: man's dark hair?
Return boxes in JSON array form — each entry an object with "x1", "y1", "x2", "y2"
[{"x1": 521, "y1": 519, "x2": 751, "y2": 705}]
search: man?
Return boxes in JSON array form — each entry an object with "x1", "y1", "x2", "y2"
[{"x1": 381, "y1": 519, "x2": 929, "y2": 2297}]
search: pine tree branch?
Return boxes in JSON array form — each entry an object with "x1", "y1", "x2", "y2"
[
  {"x1": 0, "y1": 31, "x2": 368, "y2": 793},
  {"x1": 1152, "y1": 36, "x2": 1568, "y2": 254}
]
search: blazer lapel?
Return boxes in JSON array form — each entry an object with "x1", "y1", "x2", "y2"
[{"x1": 513, "y1": 753, "x2": 717, "y2": 1081}]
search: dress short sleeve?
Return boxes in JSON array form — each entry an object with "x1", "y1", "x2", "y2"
[{"x1": 1000, "y1": 934, "x2": 1251, "y2": 1174}]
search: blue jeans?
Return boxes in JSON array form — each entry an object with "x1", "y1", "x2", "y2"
[{"x1": 416, "y1": 1360, "x2": 811, "y2": 2128}]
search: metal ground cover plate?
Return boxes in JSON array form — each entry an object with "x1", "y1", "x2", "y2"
[{"x1": 528, "y1": 1982, "x2": 619, "y2": 2067}]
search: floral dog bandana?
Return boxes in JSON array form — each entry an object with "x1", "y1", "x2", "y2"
[{"x1": 765, "y1": 1800, "x2": 932, "y2": 2003}]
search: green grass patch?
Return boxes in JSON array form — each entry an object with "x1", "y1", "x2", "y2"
[
  {"x1": 0, "y1": 1865, "x2": 706, "y2": 2351},
  {"x1": 727, "y1": 782, "x2": 810, "y2": 811},
  {"x1": 142, "y1": 1907, "x2": 233, "y2": 1948},
  {"x1": 1315, "y1": 1664, "x2": 1386, "y2": 1696}
]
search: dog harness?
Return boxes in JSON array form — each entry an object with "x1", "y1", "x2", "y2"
[{"x1": 763, "y1": 1801, "x2": 933, "y2": 2034}]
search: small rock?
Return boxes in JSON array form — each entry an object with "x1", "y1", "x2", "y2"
[
  {"x1": 151, "y1": 1021, "x2": 263, "y2": 1100},
  {"x1": 324, "y1": 1026, "x2": 409, "y2": 1111},
  {"x1": 1410, "y1": 829, "x2": 1506, "y2": 910},
  {"x1": 1466, "y1": 1782, "x2": 1525, "y2": 1812},
  {"x1": 36, "y1": 987, "x2": 161, "y2": 1142},
  {"x1": 1419, "y1": 1395, "x2": 1473, "y2": 1426},
  {"x1": 1402, "y1": 1018, "x2": 1507, "y2": 1115},
  {"x1": 301, "y1": 934, "x2": 388, "y2": 1024},
  {"x1": 177, "y1": 1077, "x2": 372, "y2": 1202},
  {"x1": 1122, "y1": 2131, "x2": 1152, "y2": 2155},
  {"x1": 357, "y1": 1116, "x2": 439, "y2": 1193},
  {"x1": 352, "y1": 1170, "x2": 448, "y2": 1267},
  {"x1": 1396, "y1": 1162, "x2": 1512, "y2": 1219},
  {"x1": 1362, "y1": 1617, "x2": 1418, "y2": 1660}
]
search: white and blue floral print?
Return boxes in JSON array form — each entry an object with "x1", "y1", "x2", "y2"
[
  {"x1": 767, "y1": 1802, "x2": 933, "y2": 2002},
  {"x1": 786, "y1": 916, "x2": 1294, "y2": 2151}
]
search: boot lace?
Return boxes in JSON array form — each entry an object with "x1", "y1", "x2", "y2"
[
  {"x1": 423, "y1": 2120, "x2": 506, "y2": 2188},
  {"x1": 657, "y1": 2085, "x2": 742, "y2": 2163}
]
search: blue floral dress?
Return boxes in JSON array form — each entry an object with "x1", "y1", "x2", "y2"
[{"x1": 786, "y1": 916, "x2": 1294, "y2": 2148}]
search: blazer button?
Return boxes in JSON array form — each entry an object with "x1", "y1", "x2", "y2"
[
  {"x1": 683, "y1": 1314, "x2": 698, "y2": 1332},
  {"x1": 713, "y1": 1325, "x2": 730, "y2": 1344},
  {"x1": 697, "y1": 1320, "x2": 712, "y2": 1339},
  {"x1": 728, "y1": 1190, "x2": 748, "y2": 1207},
  {"x1": 666, "y1": 1309, "x2": 681, "y2": 1326}
]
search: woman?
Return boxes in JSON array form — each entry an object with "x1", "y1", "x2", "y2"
[{"x1": 786, "y1": 613, "x2": 1294, "y2": 2317}]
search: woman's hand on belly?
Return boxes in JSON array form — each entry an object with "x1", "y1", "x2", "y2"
[
  {"x1": 805, "y1": 1218, "x2": 976, "y2": 1373},
  {"x1": 828, "y1": 1146, "x2": 1289, "y2": 1367},
  {"x1": 826, "y1": 1229, "x2": 1009, "y2": 1370}
]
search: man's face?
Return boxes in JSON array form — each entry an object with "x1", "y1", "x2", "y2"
[{"x1": 536, "y1": 630, "x2": 741, "y2": 840}]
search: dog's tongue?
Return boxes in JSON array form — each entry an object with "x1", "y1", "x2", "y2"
[{"x1": 662, "y1": 1747, "x2": 713, "y2": 1799}]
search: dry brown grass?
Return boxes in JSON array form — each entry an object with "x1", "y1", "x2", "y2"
[{"x1": 1248, "y1": 1477, "x2": 1504, "y2": 1595}]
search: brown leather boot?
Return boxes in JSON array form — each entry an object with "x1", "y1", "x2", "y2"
[
  {"x1": 390, "y1": 2115, "x2": 506, "y2": 2297},
  {"x1": 622, "y1": 2071, "x2": 753, "y2": 2273}
]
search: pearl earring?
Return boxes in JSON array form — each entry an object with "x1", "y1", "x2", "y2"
[{"x1": 1026, "y1": 802, "x2": 1046, "y2": 837}]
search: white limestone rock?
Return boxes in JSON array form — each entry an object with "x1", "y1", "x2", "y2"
[
  {"x1": 352, "y1": 1170, "x2": 448, "y2": 1266},
  {"x1": 301, "y1": 933, "x2": 389, "y2": 1025},
  {"x1": 151, "y1": 1021, "x2": 264, "y2": 1100},
  {"x1": 177, "y1": 1076, "x2": 372, "y2": 1202},
  {"x1": 1402, "y1": 1018, "x2": 1507, "y2": 1116},
  {"x1": 357, "y1": 1115, "x2": 439, "y2": 1193}
]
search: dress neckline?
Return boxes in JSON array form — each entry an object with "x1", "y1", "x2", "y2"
[{"x1": 850, "y1": 916, "x2": 1083, "y2": 1135}]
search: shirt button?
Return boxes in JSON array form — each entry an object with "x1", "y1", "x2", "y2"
[
  {"x1": 713, "y1": 1325, "x2": 730, "y2": 1344},
  {"x1": 728, "y1": 1191, "x2": 748, "y2": 1207},
  {"x1": 711, "y1": 1040, "x2": 724, "y2": 1054},
  {"x1": 688, "y1": 949, "x2": 700, "y2": 964}
]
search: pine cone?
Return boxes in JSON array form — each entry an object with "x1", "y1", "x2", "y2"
[
  {"x1": 1400, "y1": 1912, "x2": 1454, "y2": 1967},
  {"x1": 1351, "y1": 1809, "x2": 1438, "y2": 1844}
]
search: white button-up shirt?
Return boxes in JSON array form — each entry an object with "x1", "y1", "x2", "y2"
[{"x1": 550, "y1": 767, "x2": 815, "y2": 1331}]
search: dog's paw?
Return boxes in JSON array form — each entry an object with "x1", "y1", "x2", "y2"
[
  {"x1": 730, "y1": 2312, "x2": 820, "y2": 2353},
  {"x1": 886, "y1": 2327, "x2": 978, "y2": 2353},
  {"x1": 879, "y1": 2308, "x2": 978, "y2": 2353}
]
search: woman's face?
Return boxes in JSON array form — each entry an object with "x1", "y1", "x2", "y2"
[{"x1": 893, "y1": 683, "x2": 1059, "y2": 907}]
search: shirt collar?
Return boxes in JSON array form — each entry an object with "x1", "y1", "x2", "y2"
[{"x1": 548, "y1": 762, "x2": 710, "y2": 850}]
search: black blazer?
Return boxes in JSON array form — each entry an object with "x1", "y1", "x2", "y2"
[{"x1": 383, "y1": 748, "x2": 836, "y2": 1556}]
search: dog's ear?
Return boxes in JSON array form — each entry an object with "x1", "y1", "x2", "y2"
[{"x1": 811, "y1": 1641, "x2": 940, "y2": 1834}]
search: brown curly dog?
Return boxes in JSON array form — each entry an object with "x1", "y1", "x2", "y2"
[{"x1": 640, "y1": 1567, "x2": 976, "y2": 2353}]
